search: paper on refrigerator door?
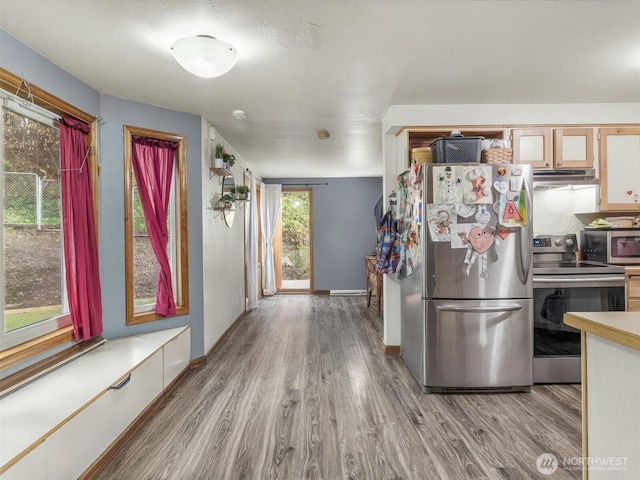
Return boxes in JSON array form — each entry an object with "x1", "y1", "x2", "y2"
[
  {"x1": 462, "y1": 165, "x2": 493, "y2": 204},
  {"x1": 427, "y1": 204, "x2": 456, "y2": 242},
  {"x1": 433, "y1": 166, "x2": 463, "y2": 204},
  {"x1": 498, "y1": 191, "x2": 528, "y2": 227}
]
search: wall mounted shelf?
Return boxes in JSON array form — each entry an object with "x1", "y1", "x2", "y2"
[
  {"x1": 209, "y1": 167, "x2": 232, "y2": 180},
  {"x1": 208, "y1": 205, "x2": 236, "y2": 220}
]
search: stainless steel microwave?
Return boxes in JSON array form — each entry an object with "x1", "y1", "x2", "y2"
[{"x1": 581, "y1": 229, "x2": 640, "y2": 265}]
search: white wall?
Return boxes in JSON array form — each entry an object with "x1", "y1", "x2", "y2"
[
  {"x1": 381, "y1": 103, "x2": 640, "y2": 348},
  {"x1": 201, "y1": 120, "x2": 250, "y2": 354},
  {"x1": 533, "y1": 189, "x2": 589, "y2": 235}
]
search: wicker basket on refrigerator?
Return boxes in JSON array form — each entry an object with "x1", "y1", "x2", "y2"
[{"x1": 481, "y1": 148, "x2": 513, "y2": 164}]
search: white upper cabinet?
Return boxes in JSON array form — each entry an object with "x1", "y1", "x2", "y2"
[
  {"x1": 511, "y1": 128, "x2": 553, "y2": 168},
  {"x1": 512, "y1": 127, "x2": 593, "y2": 169},
  {"x1": 599, "y1": 127, "x2": 640, "y2": 211},
  {"x1": 553, "y1": 128, "x2": 594, "y2": 169}
]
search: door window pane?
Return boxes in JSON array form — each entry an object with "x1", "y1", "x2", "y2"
[{"x1": 280, "y1": 191, "x2": 310, "y2": 290}]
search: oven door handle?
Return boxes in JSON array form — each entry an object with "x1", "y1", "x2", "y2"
[
  {"x1": 436, "y1": 305, "x2": 523, "y2": 313},
  {"x1": 533, "y1": 276, "x2": 624, "y2": 284}
]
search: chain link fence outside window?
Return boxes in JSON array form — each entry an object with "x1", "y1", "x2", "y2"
[{"x1": 3, "y1": 172, "x2": 61, "y2": 229}]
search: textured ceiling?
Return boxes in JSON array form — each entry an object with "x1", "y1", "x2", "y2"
[{"x1": 2, "y1": 0, "x2": 640, "y2": 178}]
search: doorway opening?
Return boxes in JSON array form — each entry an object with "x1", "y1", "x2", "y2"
[{"x1": 275, "y1": 189, "x2": 313, "y2": 292}]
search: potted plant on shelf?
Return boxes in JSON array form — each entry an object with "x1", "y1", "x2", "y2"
[
  {"x1": 236, "y1": 185, "x2": 250, "y2": 200},
  {"x1": 221, "y1": 193, "x2": 235, "y2": 208},
  {"x1": 222, "y1": 151, "x2": 236, "y2": 169},
  {"x1": 214, "y1": 143, "x2": 224, "y2": 169}
]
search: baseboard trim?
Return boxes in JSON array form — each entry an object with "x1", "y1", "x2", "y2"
[
  {"x1": 189, "y1": 355, "x2": 207, "y2": 369},
  {"x1": 314, "y1": 290, "x2": 330, "y2": 295},
  {"x1": 205, "y1": 312, "x2": 245, "y2": 359},
  {"x1": 384, "y1": 344, "x2": 401, "y2": 355}
]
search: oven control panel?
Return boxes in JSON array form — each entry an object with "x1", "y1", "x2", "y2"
[
  {"x1": 533, "y1": 237, "x2": 552, "y2": 248},
  {"x1": 533, "y1": 234, "x2": 578, "y2": 253}
]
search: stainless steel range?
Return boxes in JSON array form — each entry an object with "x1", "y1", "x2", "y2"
[{"x1": 532, "y1": 233, "x2": 625, "y2": 383}]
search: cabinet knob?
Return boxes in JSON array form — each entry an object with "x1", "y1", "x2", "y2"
[
  {"x1": 557, "y1": 161, "x2": 563, "y2": 166},
  {"x1": 546, "y1": 162, "x2": 551, "y2": 167}
]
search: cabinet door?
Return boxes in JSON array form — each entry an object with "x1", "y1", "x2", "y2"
[
  {"x1": 628, "y1": 280, "x2": 640, "y2": 312},
  {"x1": 553, "y1": 128, "x2": 594, "y2": 168},
  {"x1": 46, "y1": 350, "x2": 163, "y2": 479},
  {"x1": 0, "y1": 442, "x2": 46, "y2": 480},
  {"x1": 511, "y1": 128, "x2": 553, "y2": 168},
  {"x1": 164, "y1": 328, "x2": 190, "y2": 388},
  {"x1": 599, "y1": 128, "x2": 640, "y2": 211},
  {"x1": 627, "y1": 269, "x2": 640, "y2": 312}
]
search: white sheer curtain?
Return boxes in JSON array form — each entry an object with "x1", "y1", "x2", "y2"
[
  {"x1": 246, "y1": 173, "x2": 258, "y2": 310},
  {"x1": 261, "y1": 183, "x2": 281, "y2": 296}
]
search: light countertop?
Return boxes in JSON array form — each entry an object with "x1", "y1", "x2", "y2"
[{"x1": 564, "y1": 311, "x2": 640, "y2": 351}]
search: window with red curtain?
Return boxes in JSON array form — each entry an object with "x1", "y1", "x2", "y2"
[
  {"x1": 59, "y1": 116, "x2": 103, "y2": 341},
  {"x1": 130, "y1": 135, "x2": 179, "y2": 317}
]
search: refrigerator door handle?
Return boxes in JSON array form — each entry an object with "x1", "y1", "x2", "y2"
[
  {"x1": 520, "y1": 173, "x2": 532, "y2": 283},
  {"x1": 436, "y1": 305, "x2": 523, "y2": 313}
]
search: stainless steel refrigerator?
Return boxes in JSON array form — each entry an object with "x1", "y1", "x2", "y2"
[{"x1": 399, "y1": 163, "x2": 533, "y2": 393}]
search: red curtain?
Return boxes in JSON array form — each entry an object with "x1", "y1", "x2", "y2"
[
  {"x1": 60, "y1": 116, "x2": 103, "y2": 341},
  {"x1": 131, "y1": 135, "x2": 179, "y2": 316}
]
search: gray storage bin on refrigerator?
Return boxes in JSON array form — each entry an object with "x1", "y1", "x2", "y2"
[{"x1": 431, "y1": 134, "x2": 483, "y2": 163}]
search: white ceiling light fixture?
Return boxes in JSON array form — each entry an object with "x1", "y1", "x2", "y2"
[
  {"x1": 232, "y1": 109, "x2": 247, "y2": 120},
  {"x1": 171, "y1": 35, "x2": 238, "y2": 78}
]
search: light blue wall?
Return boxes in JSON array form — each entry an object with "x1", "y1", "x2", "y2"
[
  {"x1": 1, "y1": 30, "x2": 205, "y2": 358},
  {"x1": 263, "y1": 177, "x2": 382, "y2": 290},
  {"x1": 99, "y1": 95, "x2": 204, "y2": 356},
  {"x1": 0, "y1": 31, "x2": 100, "y2": 116}
]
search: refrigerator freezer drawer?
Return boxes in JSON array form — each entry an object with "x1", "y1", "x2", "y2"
[{"x1": 424, "y1": 299, "x2": 533, "y2": 392}]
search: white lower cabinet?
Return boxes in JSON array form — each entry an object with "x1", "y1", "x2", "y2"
[
  {"x1": 0, "y1": 327, "x2": 190, "y2": 480},
  {"x1": 46, "y1": 350, "x2": 163, "y2": 479},
  {"x1": 163, "y1": 327, "x2": 190, "y2": 387},
  {"x1": 2, "y1": 443, "x2": 46, "y2": 480}
]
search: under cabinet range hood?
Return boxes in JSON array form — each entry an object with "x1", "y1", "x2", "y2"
[{"x1": 533, "y1": 168, "x2": 598, "y2": 187}]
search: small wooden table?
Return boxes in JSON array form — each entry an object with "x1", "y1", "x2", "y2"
[{"x1": 365, "y1": 256, "x2": 382, "y2": 313}]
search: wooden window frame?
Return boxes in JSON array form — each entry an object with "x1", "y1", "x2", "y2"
[
  {"x1": 123, "y1": 125, "x2": 189, "y2": 325},
  {"x1": 0, "y1": 68, "x2": 98, "y2": 368}
]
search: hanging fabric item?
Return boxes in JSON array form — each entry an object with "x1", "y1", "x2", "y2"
[{"x1": 375, "y1": 209, "x2": 401, "y2": 274}]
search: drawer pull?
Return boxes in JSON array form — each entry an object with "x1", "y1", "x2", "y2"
[{"x1": 109, "y1": 373, "x2": 131, "y2": 390}]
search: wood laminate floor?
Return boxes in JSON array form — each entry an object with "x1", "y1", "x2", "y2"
[{"x1": 96, "y1": 295, "x2": 582, "y2": 480}]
